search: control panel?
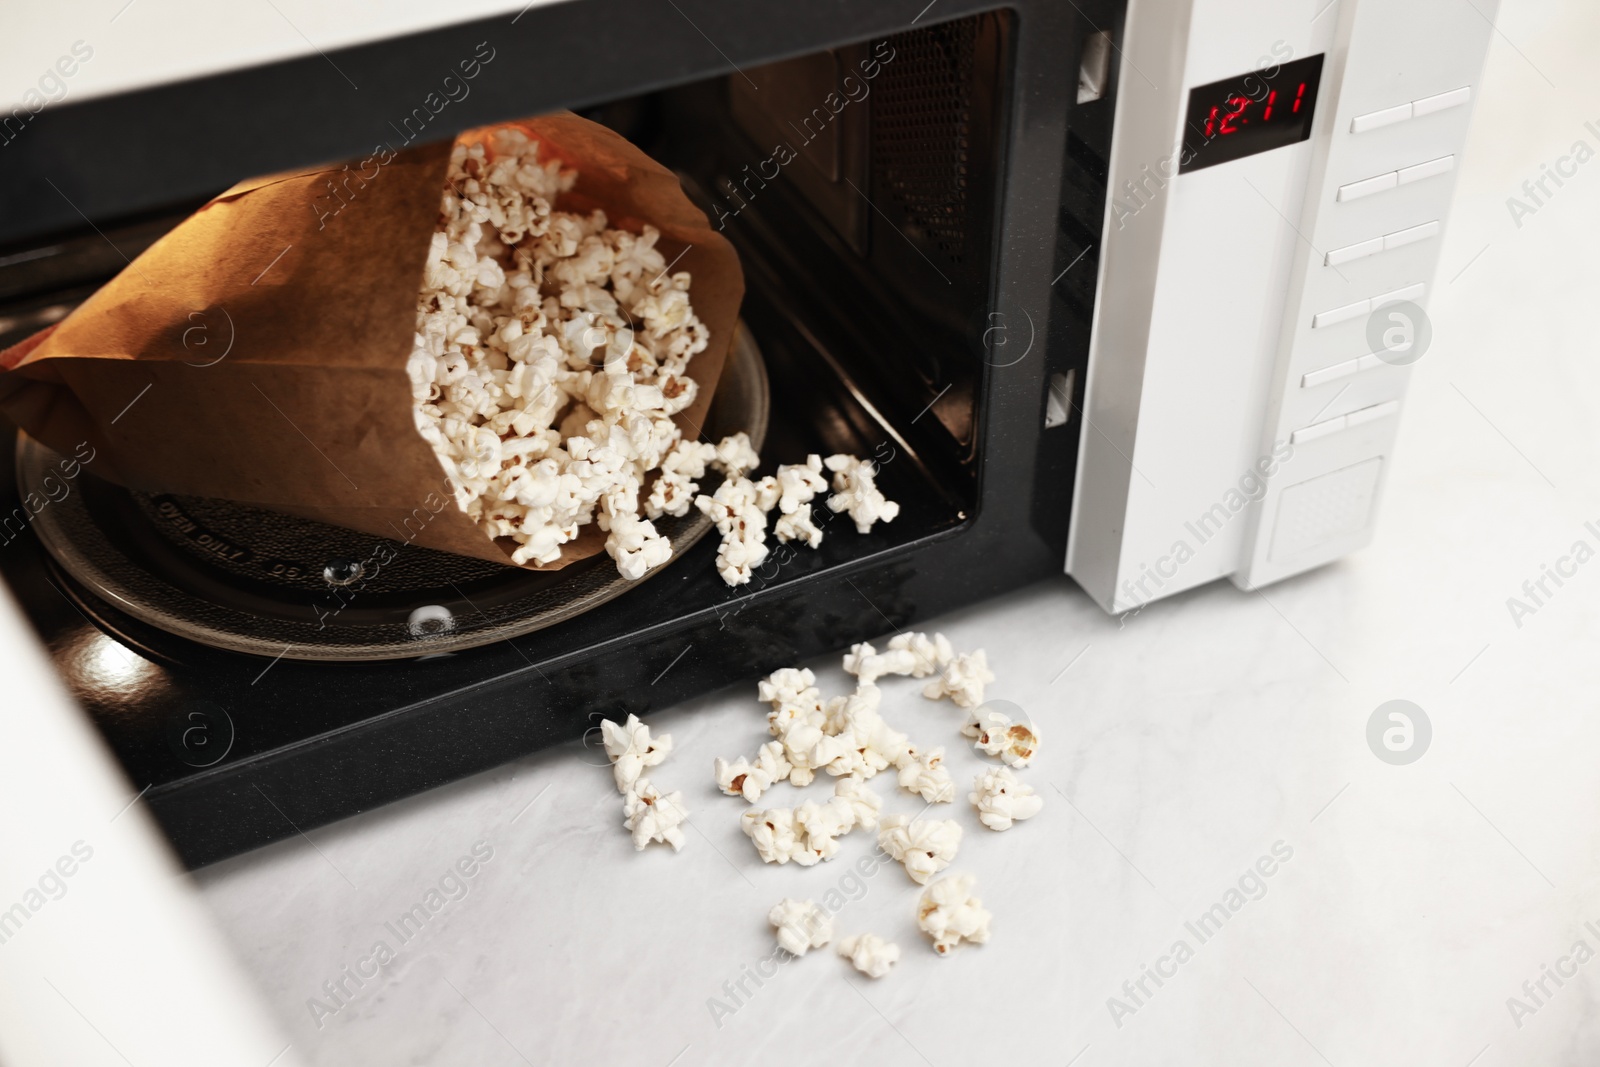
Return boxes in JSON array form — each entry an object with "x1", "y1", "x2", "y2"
[
  {"x1": 1066, "y1": 0, "x2": 1500, "y2": 615},
  {"x1": 1235, "y1": 0, "x2": 1498, "y2": 587}
]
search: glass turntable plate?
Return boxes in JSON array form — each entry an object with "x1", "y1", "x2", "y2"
[{"x1": 21, "y1": 324, "x2": 767, "y2": 661}]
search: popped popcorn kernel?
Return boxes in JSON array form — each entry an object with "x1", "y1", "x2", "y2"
[
  {"x1": 823, "y1": 453, "x2": 899, "y2": 534},
  {"x1": 599, "y1": 713, "x2": 672, "y2": 794},
  {"x1": 896, "y1": 745, "x2": 956, "y2": 804},
  {"x1": 769, "y1": 898, "x2": 832, "y2": 957},
  {"x1": 923, "y1": 648, "x2": 996, "y2": 709},
  {"x1": 961, "y1": 704, "x2": 1040, "y2": 768},
  {"x1": 969, "y1": 766, "x2": 1044, "y2": 831},
  {"x1": 713, "y1": 740, "x2": 791, "y2": 803},
  {"x1": 916, "y1": 873, "x2": 992, "y2": 955},
  {"x1": 622, "y1": 777, "x2": 688, "y2": 852},
  {"x1": 877, "y1": 813, "x2": 962, "y2": 885},
  {"x1": 836, "y1": 933, "x2": 900, "y2": 978}
]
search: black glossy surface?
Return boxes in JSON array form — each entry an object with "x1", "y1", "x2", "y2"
[{"x1": 0, "y1": 0, "x2": 1126, "y2": 867}]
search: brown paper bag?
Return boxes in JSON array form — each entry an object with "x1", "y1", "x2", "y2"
[{"x1": 0, "y1": 113, "x2": 744, "y2": 570}]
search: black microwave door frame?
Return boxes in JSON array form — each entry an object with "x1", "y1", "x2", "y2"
[{"x1": 0, "y1": 0, "x2": 1123, "y2": 866}]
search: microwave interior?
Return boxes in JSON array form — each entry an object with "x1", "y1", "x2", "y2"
[{"x1": 0, "y1": 5, "x2": 1119, "y2": 865}]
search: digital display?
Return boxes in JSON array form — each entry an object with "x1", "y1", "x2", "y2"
[{"x1": 1178, "y1": 54, "x2": 1325, "y2": 174}]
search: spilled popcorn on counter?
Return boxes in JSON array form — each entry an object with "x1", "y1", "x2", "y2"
[
  {"x1": 916, "y1": 873, "x2": 992, "y2": 956},
  {"x1": 622, "y1": 778, "x2": 687, "y2": 852},
  {"x1": 961, "y1": 705, "x2": 1040, "y2": 768},
  {"x1": 713, "y1": 740, "x2": 791, "y2": 803},
  {"x1": 612, "y1": 633, "x2": 1037, "y2": 974},
  {"x1": 836, "y1": 933, "x2": 900, "y2": 978},
  {"x1": 599, "y1": 713, "x2": 671, "y2": 793},
  {"x1": 822, "y1": 684, "x2": 915, "y2": 779},
  {"x1": 769, "y1": 898, "x2": 833, "y2": 957},
  {"x1": 922, "y1": 649, "x2": 995, "y2": 708},
  {"x1": 408, "y1": 129, "x2": 707, "y2": 578},
  {"x1": 969, "y1": 766, "x2": 1043, "y2": 831},
  {"x1": 739, "y1": 776, "x2": 882, "y2": 865},
  {"x1": 599, "y1": 712, "x2": 687, "y2": 851},
  {"x1": 843, "y1": 631, "x2": 952, "y2": 685},
  {"x1": 720, "y1": 668, "x2": 916, "y2": 795},
  {"x1": 895, "y1": 746, "x2": 956, "y2": 804},
  {"x1": 878, "y1": 814, "x2": 963, "y2": 885}
]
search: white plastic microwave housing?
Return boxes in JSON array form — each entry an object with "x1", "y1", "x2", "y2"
[{"x1": 1067, "y1": 0, "x2": 1499, "y2": 614}]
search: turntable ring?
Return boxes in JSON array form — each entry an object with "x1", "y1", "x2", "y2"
[{"x1": 20, "y1": 323, "x2": 768, "y2": 661}]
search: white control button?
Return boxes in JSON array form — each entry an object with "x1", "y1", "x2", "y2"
[
  {"x1": 1397, "y1": 155, "x2": 1455, "y2": 185},
  {"x1": 1312, "y1": 298, "x2": 1371, "y2": 328},
  {"x1": 1292, "y1": 415, "x2": 1348, "y2": 444},
  {"x1": 1350, "y1": 103, "x2": 1412, "y2": 133},
  {"x1": 1383, "y1": 220, "x2": 1440, "y2": 250},
  {"x1": 1326, "y1": 236, "x2": 1384, "y2": 266},
  {"x1": 1412, "y1": 86, "x2": 1471, "y2": 117},
  {"x1": 1337, "y1": 172, "x2": 1399, "y2": 202},
  {"x1": 1302, "y1": 359, "x2": 1361, "y2": 387},
  {"x1": 1371, "y1": 282, "x2": 1425, "y2": 306},
  {"x1": 1344, "y1": 400, "x2": 1400, "y2": 427},
  {"x1": 1301, "y1": 350, "x2": 1402, "y2": 388}
]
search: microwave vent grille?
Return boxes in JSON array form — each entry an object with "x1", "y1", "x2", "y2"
[{"x1": 871, "y1": 20, "x2": 978, "y2": 268}]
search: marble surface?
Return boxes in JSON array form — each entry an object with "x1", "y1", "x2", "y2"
[{"x1": 194, "y1": 5, "x2": 1600, "y2": 1064}]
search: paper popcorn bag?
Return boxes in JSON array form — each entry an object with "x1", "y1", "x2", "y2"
[{"x1": 0, "y1": 112, "x2": 744, "y2": 570}]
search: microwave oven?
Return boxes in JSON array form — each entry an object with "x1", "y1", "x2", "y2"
[{"x1": 0, "y1": 0, "x2": 1498, "y2": 866}]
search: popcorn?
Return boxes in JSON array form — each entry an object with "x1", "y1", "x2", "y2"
[
  {"x1": 887, "y1": 631, "x2": 953, "y2": 677},
  {"x1": 843, "y1": 631, "x2": 953, "y2": 684},
  {"x1": 768, "y1": 455, "x2": 828, "y2": 548},
  {"x1": 752, "y1": 669, "x2": 855, "y2": 787},
  {"x1": 758, "y1": 667, "x2": 822, "y2": 713},
  {"x1": 830, "y1": 775, "x2": 884, "y2": 832},
  {"x1": 740, "y1": 778, "x2": 881, "y2": 865},
  {"x1": 969, "y1": 767, "x2": 1044, "y2": 831},
  {"x1": 836, "y1": 933, "x2": 900, "y2": 978},
  {"x1": 740, "y1": 806, "x2": 799, "y2": 865},
  {"x1": 713, "y1": 740, "x2": 792, "y2": 803},
  {"x1": 773, "y1": 507, "x2": 825, "y2": 550},
  {"x1": 840, "y1": 641, "x2": 916, "y2": 685},
  {"x1": 791, "y1": 799, "x2": 851, "y2": 863},
  {"x1": 915, "y1": 873, "x2": 992, "y2": 955},
  {"x1": 895, "y1": 746, "x2": 956, "y2": 804},
  {"x1": 710, "y1": 432, "x2": 761, "y2": 478},
  {"x1": 766, "y1": 700, "x2": 817, "y2": 740},
  {"x1": 820, "y1": 684, "x2": 911, "y2": 780},
  {"x1": 820, "y1": 683, "x2": 869, "y2": 737},
  {"x1": 824, "y1": 454, "x2": 900, "y2": 534},
  {"x1": 775, "y1": 715, "x2": 846, "y2": 788},
  {"x1": 622, "y1": 778, "x2": 687, "y2": 851},
  {"x1": 599, "y1": 483, "x2": 672, "y2": 580},
  {"x1": 922, "y1": 649, "x2": 995, "y2": 709},
  {"x1": 769, "y1": 899, "x2": 832, "y2": 957},
  {"x1": 695, "y1": 467, "x2": 769, "y2": 586},
  {"x1": 961, "y1": 705, "x2": 1040, "y2": 768},
  {"x1": 645, "y1": 438, "x2": 717, "y2": 519},
  {"x1": 599, "y1": 713, "x2": 672, "y2": 793},
  {"x1": 409, "y1": 129, "x2": 713, "y2": 580},
  {"x1": 841, "y1": 642, "x2": 879, "y2": 680},
  {"x1": 877, "y1": 814, "x2": 962, "y2": 884}
]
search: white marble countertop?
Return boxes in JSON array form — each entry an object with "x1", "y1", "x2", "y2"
[{"x1": 195, "y1": 5, "x2": 1600, "y2": 1064}]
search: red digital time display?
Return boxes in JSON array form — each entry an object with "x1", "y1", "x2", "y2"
[{"x1": 1179, "y1": 54, "x2": 1324, "y2": 174}]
